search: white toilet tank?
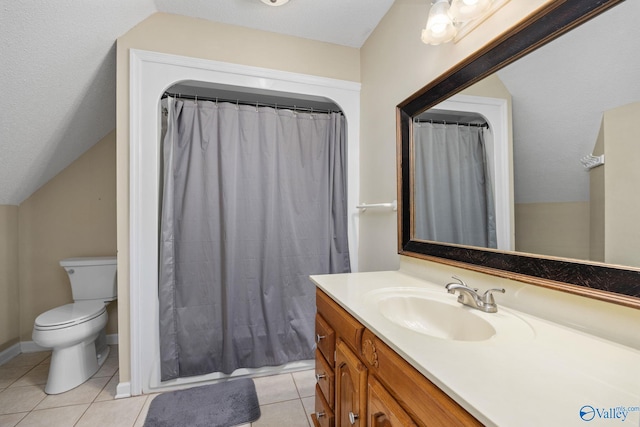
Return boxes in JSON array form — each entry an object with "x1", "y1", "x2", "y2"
[{"x1": 60, "y1": 257, "x2": 117, "y2": 302}]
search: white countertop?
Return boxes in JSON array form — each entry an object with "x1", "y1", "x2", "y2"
[{"x1": 311, "y1": 270, "x2": 640, "y2": 427}]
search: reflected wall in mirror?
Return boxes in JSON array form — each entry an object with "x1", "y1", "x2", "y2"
[{"x1": 398, "y1": 0, "x2": 640, "y2": 307}]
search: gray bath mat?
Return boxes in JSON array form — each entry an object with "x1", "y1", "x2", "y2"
[{"x1": 143, "y1": 378, "x2": 260, "y2": 427}]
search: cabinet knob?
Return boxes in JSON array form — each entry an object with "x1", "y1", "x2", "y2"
[
  {"x1": 316, "y1": 334, "x2": 326, "y2": 343},
  {"x1": 315, "y1": 373, "x2": 326, "y2": 382},
  {"x1": 349, "y1": 411, "x2": 359, "y2": 425},
  {"x1": 316, "y1": 411, "x2": 326, "y2": 418}
]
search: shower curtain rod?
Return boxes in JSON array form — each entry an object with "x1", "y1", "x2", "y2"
[
  {"x1": 414, "y1": 118, "x2": 489, "y2": 128},
  {"x1": 162, "y1": 92, "x2": 341, "y2": 114}
]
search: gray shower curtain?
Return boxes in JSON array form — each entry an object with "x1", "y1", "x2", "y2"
[
  {"x1": 159, "y1": 98, "x2": 350, "y2": 380},
  {"x1": 414, "y1": 122, "x2": 496, "y2": 248}
]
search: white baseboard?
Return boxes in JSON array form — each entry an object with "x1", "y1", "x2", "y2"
[
  {"x1": 0, "y1": 343, "x2": 21, "y2": 366},
  {"x1": 20, "y1": 341, "x2": 47, "y2": 353},
  {"x1": 115, "y1": 381, "x2": 131, "y2": 399},
  {"x1": 19, "y1": 334, "x2": 119, "y2": 353}
]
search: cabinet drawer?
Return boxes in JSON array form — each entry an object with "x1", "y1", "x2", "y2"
[
  {"x1": 315, "y1": 350, "x2": 335, "y2": 407},
  {"x1": 316, "y1": 314, "x2": 335, "y2": 365},
  {"x1": 317, "y1": 289, "x2": 364, "y2": 354},
  {"x1": 312, "y1": 384, "x2": 335, "y2": 427},
  {"x1": 368, "y1": 375, "x2": 417, "y2": 427}
]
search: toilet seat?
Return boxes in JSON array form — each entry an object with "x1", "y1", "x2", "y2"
[{"x1": 34, "y1": 301, "x2": 106, "y2": 331}]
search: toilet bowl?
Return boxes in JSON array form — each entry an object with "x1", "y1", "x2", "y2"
[
  {"x1": 32, "y1": 256, "x2": 117, "y2": 394},
  {"x1": 33, "y1": 301, "x2": 109, "y2": 394}
]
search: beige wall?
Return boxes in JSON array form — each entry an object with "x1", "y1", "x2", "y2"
[
  {"x1": 515, "y1": 202, "x2": 590, "y2": 260},
  {"x1": 18, "y1": 131, "x2": 117, "y2": 341},
  {"x1": 116, "y1": 13, "x2": 360, "y2": 384},
  {"x1": 0, "y1": 205, "x2": 19, "y2": 351},
  {"x1": 358, "y1": 0, "x2": 550, "y2": 271},
  {"x1": 603, "y1": 102, "x2": 640, "y2": 266}
]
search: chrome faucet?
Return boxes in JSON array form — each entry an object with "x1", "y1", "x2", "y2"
[{"x1": 445, "y1": 276, "x2": 505, "y2": 313}]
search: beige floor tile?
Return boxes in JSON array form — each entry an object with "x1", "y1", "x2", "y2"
[
  {"x1": 252, "y1": 399, "x2": 310, "y2": 427},
  {"x1": 0, "y1": 412, "x2": 27, "y2": 427},
  {"x1": 35, "y1": 357, "x2": 50, "y2": 367},
  {"x1": 75, "y1": 396, "x2": 147, "y2": 427},
  {"x1": 35, "y1": 376, "x2": 109, "y2": 410},
  {"x1": 1, "y1": 353, "x2": 50, "y2": 369},
  {"x1": 132, "y1": 394, "x2": 158, "y2": 427},
  {"x1": 292, "y1": 370, "x2": 315, "y2": 398},
  {"x1": 0, "y1": 366, "x2": 32, "y2": 390},
  {"x1": 15, "y1": 404, "x2": 89, "y2": 427},
  {"x1": 9, "y1": 366, "x2": 48, "y2": 388},
  {"x1": 94, "y1": 373, "x2": 119, "y2": 402},
  {"x1": 253, "y1": 374, "x2": 299, "y2": 405},
  {"x1": 0, "y1": 386, "x2": 46, "y2": 415},
  {"x1": 301, "y1": 396, "x2": 315, "y2": 427}
]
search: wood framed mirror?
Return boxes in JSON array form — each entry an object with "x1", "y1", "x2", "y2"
[{"x1": 397, "y1": 0, "x2": 640, "y2": 308}]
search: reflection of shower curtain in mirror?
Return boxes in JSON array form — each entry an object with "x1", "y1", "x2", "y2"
[
  {"x1": 158, "y1": 98, "x2": 351, "y2": 380},
  {"x1": 414, "y1": 123, "x2": 496, "y2": 248}
]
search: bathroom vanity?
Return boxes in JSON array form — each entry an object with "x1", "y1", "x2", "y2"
[
  {"x1": 311, "y1": 286, "x2": 480, "y2": 427},
  {"x1": 310, "y1": 270, "x2": 640, "y2": 427}
]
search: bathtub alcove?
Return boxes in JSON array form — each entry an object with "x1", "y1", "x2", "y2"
[{"x1": 128, "y1": 49, "x2": 361, "y2": 396}]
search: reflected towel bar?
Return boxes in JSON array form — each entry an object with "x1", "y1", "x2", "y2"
[
  {"x1": 356, "y1": 200, "x2": 397, "y2": 212},
  {"x1": 580, "y1": 154, "x2": 604, "y2": 170}
]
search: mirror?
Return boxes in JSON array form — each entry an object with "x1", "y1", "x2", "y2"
[{"x1": 397, "y1": 0, "x2": 640, "y2": 308}]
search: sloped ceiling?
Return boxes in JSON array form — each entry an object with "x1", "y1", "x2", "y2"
[
  {"x1": 496, "y1": 0, "x2": 638, "y2": 204},
  {"x1": 3, "y1": 1, "x2": 635, "y2": 207},
  {"x1": 0, "y1": 0, "x2": 395, "y2": 205}
]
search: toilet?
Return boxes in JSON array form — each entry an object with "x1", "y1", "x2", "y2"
[{"x1": 32, "y1": 256, "x2": 117, "y2": 394}]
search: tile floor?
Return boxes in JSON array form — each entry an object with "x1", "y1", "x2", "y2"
[{"x1": 0, "y1": 346, "x2": 316, "y2": 427}]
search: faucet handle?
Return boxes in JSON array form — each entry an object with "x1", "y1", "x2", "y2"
[
  {"x1": 447, "y1": 276, "x2": 479, "y2": 291},
  {"x1": 482, "y1": 288, "x2": 505, "y2": 304}
]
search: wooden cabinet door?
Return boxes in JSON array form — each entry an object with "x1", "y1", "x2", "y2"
[
  {"x1": 335, "y1": 340, "x2": 367, "y2": 427},
  {"x1": 368, "y1": 376, "x2": 417, "y2": 427}
]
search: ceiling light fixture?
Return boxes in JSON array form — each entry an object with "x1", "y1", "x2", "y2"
[
  {"x1": 450, "y1": 0, "x2": 491, "y2": 22},
  {"x1": 260, "y1": 0, "x2": 290, "y2": 6},
  {"x1": 421, "y1": 0, "x2": 510, "y2": 45},
  {"x1": 421, "y1": 0, "x2": 456, "y2": 45}
]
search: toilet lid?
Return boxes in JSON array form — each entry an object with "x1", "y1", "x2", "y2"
[{"x1": 35, "y1": 301, "x2": 106, "y2": 329}]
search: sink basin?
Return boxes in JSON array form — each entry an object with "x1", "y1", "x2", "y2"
[
  {"x1": 364, "y1": 287, "x2": 534, "y2": 342},
  {"x1": 378, "y1": 295, "x2": 496, "y2": 341}
]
